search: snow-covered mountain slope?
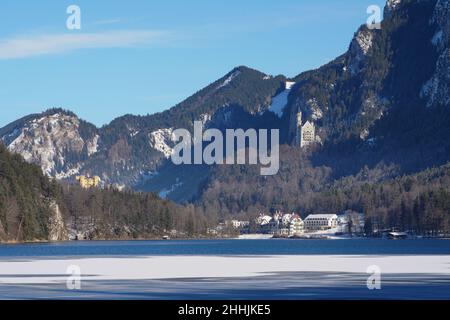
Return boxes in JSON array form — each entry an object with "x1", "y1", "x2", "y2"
[
  {"x1": 149, "y1": 128, "x2": 174, "y2": 158},
  {"x1": 0, "y1": 109, "x2": 98, "y2": 179}
]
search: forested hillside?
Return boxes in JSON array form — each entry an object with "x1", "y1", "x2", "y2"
[
  {"x1": 60, "y1": 184, "x2": 210, "y2": 240},
  {"x1": 0, "y1": 145, "x2": 211, "y2": 242},
  {"x1": 195, "y1": 144, "x2": 450, "y2": 234},
  {"x1": 0, "y1": 144, "x2": 61, "y2": 241}
]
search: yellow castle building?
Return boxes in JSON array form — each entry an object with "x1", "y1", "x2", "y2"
[{"x1": 76, "y1": 175, "x2": 101, "y2": 189}]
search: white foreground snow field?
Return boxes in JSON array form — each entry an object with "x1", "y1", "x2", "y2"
[{"x1": 0, "y1": 255, "x2": 449, "y2": 284}]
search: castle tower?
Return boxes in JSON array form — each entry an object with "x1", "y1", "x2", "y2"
[
  {"x1": 296, "y1": 111, "x2": 302, "y2": 146},
  {"x1": 295, "y1": 110, "x2": 316, "y2": 148}
]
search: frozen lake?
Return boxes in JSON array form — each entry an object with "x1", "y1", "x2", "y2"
[{"x1": 1, "y1": 239, "x2": 449, "y2": 299}]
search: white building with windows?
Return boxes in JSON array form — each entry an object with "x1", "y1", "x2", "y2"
[
  {"x1": 296, "y1": 112, "x2": 317, "y2": 148},
  {"x1": 289, "y1": 215, "x2": 304, "y2": 237},
  {"x1": 304, "y1": 214, "x2": 338, "y2": 231}
]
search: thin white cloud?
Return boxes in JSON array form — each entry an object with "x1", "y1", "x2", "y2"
[
  {"x1": 0, "y1": 30, "x2": 169, "y2": 60},
  {"x1": 94, "y1": 19, "x2": 123, "y2": 26}
]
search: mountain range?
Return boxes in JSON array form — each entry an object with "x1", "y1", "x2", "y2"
[{"x1": 1, "y1": 0, "x2": 449, "y2": 222}]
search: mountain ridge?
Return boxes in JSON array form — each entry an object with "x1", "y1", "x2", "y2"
[
  {"x1": 1, "y1": 0, "x2": 449, "y2": 217},
  {"x1": 1, "y1": 65, "x2": 286, "y2": 186}
]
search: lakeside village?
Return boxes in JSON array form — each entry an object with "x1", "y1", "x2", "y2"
[
  {"x1": 215, "y1": 211, "x2": 364, "y2": 240},
  {"x1": 213, "y1": 211, "x2": 409, "y2": 240},
  {"x1": 73, "y1": 175, "x2": 410, "y2": 240}
]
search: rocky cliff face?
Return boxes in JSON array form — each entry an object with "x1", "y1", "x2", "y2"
[
  {"x1": 47, "y1": 200, "x2": 68, "y2": 241},
  {"x1": 421, "y1": 0, "x2": 450, "y2": 107},
  {"x1": 287, "y1": 0, "x2": 445, "y2": 147},
  {"x1": 348, "y1": 28, "x2": 374, "y2": 76},
  {"x1": 1, "y1": 109, "x2": 98, "y2": 180}
]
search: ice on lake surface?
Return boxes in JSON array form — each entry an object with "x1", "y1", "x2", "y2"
[{"x1": 1, "y1": 239, "x2": 450, "y2": 299}]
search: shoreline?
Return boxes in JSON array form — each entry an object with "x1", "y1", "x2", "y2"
[{"x1": 2, "y1": 235, "x2": 450, "y2": 245}]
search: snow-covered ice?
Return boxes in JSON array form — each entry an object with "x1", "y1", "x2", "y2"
[
  {"x1": 1, "y1": 255, "x2": 449, "y2": 284},
  {"x1": 0, "y1": 254, "x2": 449, "y2": 299}
]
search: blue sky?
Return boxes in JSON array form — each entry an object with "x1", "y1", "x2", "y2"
[{"x1": 0, "y1": 0, "x2": 385, "y2": 128}]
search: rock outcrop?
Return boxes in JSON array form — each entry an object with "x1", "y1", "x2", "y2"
[
  {"x1": 47, "y1": 200, "x2": 68, "y2": 241},
  {"x1": 421, "y1": 0, "x2": 450, "y2": 107}
]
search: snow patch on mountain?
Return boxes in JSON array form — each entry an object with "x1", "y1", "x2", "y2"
[
  {"x1": 87, "y1": 134, "x2": 99, "y2": 156},
  {"x1": 55, "y1": 166, "x2": 81, "y2": 180},
  {"x1": 217, "y1": 70, "x2": 241, "y2": 90},
  {"x1": 149, "y1": 128, "x2": 174, "y2": 158},
  {"x1": 130, "y1": 130, "x2": 140, "y2": 138},
  {"x1": 268, "y1": 90, "x2": 290, "y2": 117}
]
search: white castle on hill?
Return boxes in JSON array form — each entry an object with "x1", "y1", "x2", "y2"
[{"x1": 295, "y1": 111, "x2": 316, "y2": 148}]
